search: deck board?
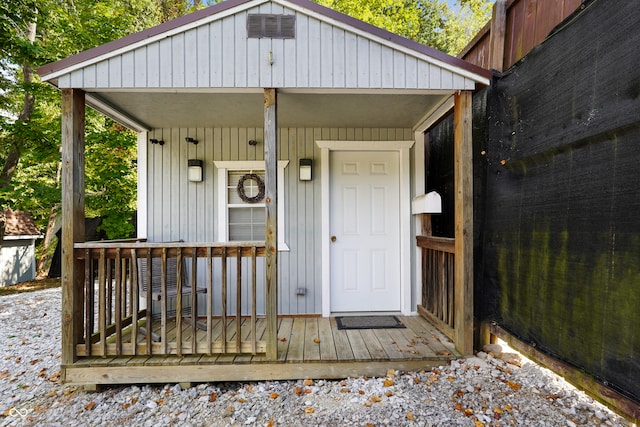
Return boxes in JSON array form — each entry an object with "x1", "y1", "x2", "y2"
[{"x1": 68, "y1": 315, "x2": 461, "y2": 385}]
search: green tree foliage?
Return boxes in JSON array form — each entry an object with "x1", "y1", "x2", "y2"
[{"x1": 315, "y1": 0, "x2": 492, "y2": 55}]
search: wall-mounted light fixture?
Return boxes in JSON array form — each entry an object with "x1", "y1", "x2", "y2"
[
  {"x1": 299, "y1": 158, "x2": 312, "y2": 181},
  {"x1": 185, "y1": 137, "x2": 199, "y2": 145},
  {"x1": 248, "y1": 139, "x2": 258, "y2": 146},
  {"x1": 150, "y1": 138, "x2": 164, "y2": 145},
  {"x1": 188, "y1": 159, "x2": 203, "y2": 182}
]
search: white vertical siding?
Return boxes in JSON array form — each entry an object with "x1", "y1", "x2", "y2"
[
  {"x1": 55, "y1": 4, "x2": 479, "y2": 90},
  {"x1": 145, "y1": 126, "x2": 412, "y2": 314}
]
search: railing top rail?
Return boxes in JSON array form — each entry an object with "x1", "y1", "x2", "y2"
[{"x1": 74, "y1": 241, "x2": 266, "y2": 249}]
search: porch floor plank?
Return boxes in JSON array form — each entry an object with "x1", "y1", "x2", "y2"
[{"x1": 67, "y1": 315, "x2": 461, "y2": 385}]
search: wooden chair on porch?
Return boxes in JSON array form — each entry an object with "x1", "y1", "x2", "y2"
[{"x1": 137, "y1": 256, "x2": 207, "y2": 342}]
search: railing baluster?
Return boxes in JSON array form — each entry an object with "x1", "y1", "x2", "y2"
[
  {"x1": 161, "y1": 248, "x2": 168, "y2": 354},
  {"x1": 84, "y1": 249, "x2": 92, "y2": 357},
  {"x1": 221, "y1": 247, "x2": 227, "y2": 351},
  {"x1": 176, "y1": 247, "x2": 183, "y2": 357},
  {"x1": 145, "y1": 249, "x2": 152, "y2": 355},
  {"x1": 98, "y1": 248, "x2": 107, "y2": 356},
  {"x1": 206, "y1": 247, "x2": 213, "y2": 355},
  {"x1": 191, "y1": 247, "x2": 197, "y2": 354},
  {"x1": 130, "y1": 248, "x2": 139, "y2": 356},
  {"x1": 251, "y1": 246, "x2": 257, "y2": 355},
  {"x1": 115, "y1": 248, "x2": 122, "y2": 356},
  {"x1": 236, "y1": 248, "x2": 242, "y2": 354},
  {"x1": 106, "y1": 257, "x2": 112, "y2": 325}
]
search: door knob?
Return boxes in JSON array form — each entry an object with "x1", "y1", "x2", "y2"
[{"x1": 331, "y1": 236, "x2": 337, "y2": 242}]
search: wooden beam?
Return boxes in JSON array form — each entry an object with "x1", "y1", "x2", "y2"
[
  {"x1": 264, "y1": 88, "x2": 278, "y2": 360},
  {"x1": 489, "y1": 0, "x2": 507, "y2": 72},
  {"x1": 453, "y1": 91, "x2": 474, "y2": 356},
  {"x1": 61, "y1": 88, "x2": 86, "y2": 371},
  {"x1": 491, "y1": 325, "x2": 640, "y2": 424}
]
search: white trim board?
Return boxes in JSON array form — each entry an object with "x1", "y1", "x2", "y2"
[{"x1": 316, "y1": 140, "x2": 414, "y2": 317}]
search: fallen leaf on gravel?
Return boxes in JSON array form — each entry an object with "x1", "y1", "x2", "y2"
[
  {"x1": 294, "y1": 386, "x2": 304, "y2": 395},
  {"x1": 209, "y1": 392, "x2": 217, "y2": 402},
  {"x1": 15, "y1": 357, "x2": 22, "y2": 363},
  {"x1": 340, "y1": 380, "x2": 347, "y2": 386},
  {"x1": 386, "y1": 369, "x2": 396, "y2": 378},
  {"x1": 454, "y1": 403, "x2": 463, "y2": 411},
  {"x1": 369, "y1": 396, "x2": 382, "y2": 403},
  {"x1": 47, "y1": 372, "x2": 61, "y2": 382},
  {"x1": 545, "y1": 394, "x2": 562, "y2": 400},
  {"x1": 493, "y1": 407, "x2": 503, "y2": 414},
  {"x1": 246, "y1": 385, "x2": 253, "y2": 392},
  {"x1": 358, "y1": 390, "x2": 365, "y2": 395},
  {"x1": 406, "y1": 412, "x2": 415, "y2": 420},
  {"x1": 266, "y1": 421, "x2": 274, "y2": 427},
  {"x1": 2, "y1": 409, "x2": 12, "y2": 417},
  {"x1": 385, "y1": 391, "x2": 393, "y2": 397},
  {"x1": 0, "y1": 371, "x2": 8, "y2": 379},
  {"x1": 506, "y1": 381, "x2": 521, "y2": 391},
  {"x1": 364, "y1": 401, "x2": 372, "y2": 407},
  {"x1": 413, "y1": 376, "x2": 420, "y2": 384},
  {"x1": 269, "y1": 392, "x2": 279, "y2": 399},
  {"x1": 30, "y1": 359, "x2": 39, "y2": 365},
  {"x1": 383, "y1": 379, "x2": 394, "y2": 387},
  {"x1": 448, "y1": 376, "x2": 455, "y2": 382},
  {"x1": 464, "y1": 408, "x2": 474, "y2": 417},
  {"x1": 474, "y1": 419, "x2": 485, "y2": 427},
  {"x1": 63, "y1": 387, "x2": 77, "y2": 395},
  {"x1": 131, "y1": 397, "x2": 138, "y2": 405},
  {"x1": 504, "y1": 404, "x2": 512, "y2": 412},
  {"x1": 236, "y1": 399, "x2": 245, "y2": 403},
  {"x1": 304, "y1": 407, "x2": 315, "y2": 414},
  {"x1": 303, "y1": 379, "x2": 313, "y2": 386},
  {"x1": 340, "y1": 388, "x2": 350, "y2": 393},
  {"x1": 84, "y1": 401, "x2": 96, "y2": 411},
  {"x1": 46, "y1": 391, "x2": 57, "y2": 397}
]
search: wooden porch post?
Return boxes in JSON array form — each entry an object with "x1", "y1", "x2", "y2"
[
  {"x1": 264, "y1": 88, "x2": 278, "y2": 360},
  {"x1": 61, "y1": 89, "x2": 86, "y2": 371},
  {"x1": 453, "y1": 90, "x2": 474, "y2": 356}
]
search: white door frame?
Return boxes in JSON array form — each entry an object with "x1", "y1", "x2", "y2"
[{"x1": 317, "y1": 140, "x2": 415, "y2": 316}]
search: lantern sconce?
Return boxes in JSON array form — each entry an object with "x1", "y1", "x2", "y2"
[
  {"x1": 188, "y1": 159, "x2": 203, "y2": 182},
  {"x1": 185, "y1": 137, "x2": 199, "y2": 145},
  {"x1": 299, "y1": 158, "x2": 312, "y2": 181},
  {"x1": 150, "y1": 138, "x2": 164, "y2": 145}
]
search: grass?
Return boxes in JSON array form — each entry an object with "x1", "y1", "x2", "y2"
[{"x1": 0, "y1": 277, "x2": 61, "y2": 296}]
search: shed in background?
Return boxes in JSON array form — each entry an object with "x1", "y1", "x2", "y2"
[{"x1": 1, "y1": 209, "x2": 43, "y2": 287}]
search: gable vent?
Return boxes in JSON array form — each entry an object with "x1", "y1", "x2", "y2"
[{"x1": 247, "y1": 14, "x2": 295, "y2": 39}]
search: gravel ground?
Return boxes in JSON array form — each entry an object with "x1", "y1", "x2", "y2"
[{"x1": 0, "y1": 288, "x2": 631, "y2": 427}]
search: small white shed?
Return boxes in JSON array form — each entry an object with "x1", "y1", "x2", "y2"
[{"x1": 0, "y1": 209, "x2": 43, "y2": 287}]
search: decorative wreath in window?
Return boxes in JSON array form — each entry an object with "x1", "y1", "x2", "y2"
[{"x1": 237, "y1": 173, "x2": 265, "y2": 203}]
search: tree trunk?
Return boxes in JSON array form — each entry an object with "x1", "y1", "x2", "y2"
[
  {"x1": 37, "y1": 204, "x2": 61, "y2": 279},
  {"x1": 0, "y1": 21, "x2": 37, "y2": 190}
]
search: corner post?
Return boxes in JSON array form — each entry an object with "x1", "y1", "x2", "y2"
[
  {"x1": 61, "y1": 88, "x2": 86, "y2": 371},
  {"x1": 454, "y1": 90, "x2": 474, "y2": 356},
  {"x1": 264, "y1": 88, "x2": 278, "y2": 360},
  {"x1": 489, "y1": 0, "x2": 507, "y2": 72}
]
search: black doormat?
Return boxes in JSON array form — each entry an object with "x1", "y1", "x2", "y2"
[{"x1": 335, "y1": 315, "x2": 405, "y2": 330}]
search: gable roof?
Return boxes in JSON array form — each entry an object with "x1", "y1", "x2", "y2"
[
  {"x1": 2, "y1": 209, "x2": 42, "y2": 239},
  {"x1": 37, "y1": 0, "x2": 491, "y2": 84}
]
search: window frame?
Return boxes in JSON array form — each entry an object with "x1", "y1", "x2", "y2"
[{"x1": 214, "y1": 160, "x2": 289, "y2": 251}]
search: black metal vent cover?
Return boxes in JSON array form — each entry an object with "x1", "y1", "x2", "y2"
[{"x1": 247, "y1": 14, "x2": 295, "y2": 39}]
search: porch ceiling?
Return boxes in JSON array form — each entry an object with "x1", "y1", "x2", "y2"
[{"x1": 91, "y1": 91, "x2": 448, "y2": 130}]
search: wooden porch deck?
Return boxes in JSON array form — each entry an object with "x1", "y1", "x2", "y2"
[{"x1": 65, "y1": 315, "x2": 460, "y2": 385}]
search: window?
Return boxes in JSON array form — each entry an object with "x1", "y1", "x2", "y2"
[{"x1": 214, "y1": 161, "x2": 289, "y2": 250}]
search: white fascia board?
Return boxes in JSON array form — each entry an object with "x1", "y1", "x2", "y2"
[
  {"x1": 412, "y1": 95, "x2": 455, "y2": 133},
  {"x1": 2, "y1": 235, "x2": 43, "y2": 240},
  {"x1": 86, "y1": 94, "x2": 151, "y2": 132},
  {"x1": 41, "y1": 0, "x2": 267, "y2": 83},
  {"x1": 274, "y1": 0, "x2": 491, "y2": 86}
]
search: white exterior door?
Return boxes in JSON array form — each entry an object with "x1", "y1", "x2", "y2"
[{"x1": 329, "y1": 151, "x2": 401, "y2": 312}]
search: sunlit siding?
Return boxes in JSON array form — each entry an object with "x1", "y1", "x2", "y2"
[
  {"x1": 57, "y1": 4, "x2": 476, "y2": 91},
  {"x1": 145, "y1": 126, "x2": 412, "y2": 315}
]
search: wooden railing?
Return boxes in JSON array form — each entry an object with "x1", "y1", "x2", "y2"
[
  {"x1": 416, "y1": 235, "x2": 456, "y2": 340},
  {"x1": 73, "y1": 242, "x2": 267, "y2": 358}
]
